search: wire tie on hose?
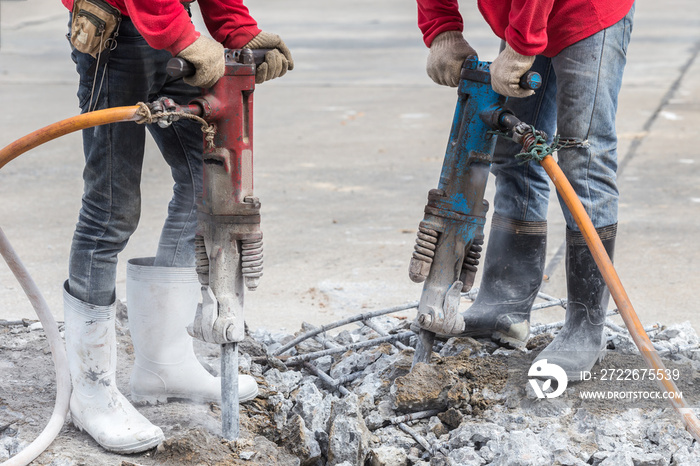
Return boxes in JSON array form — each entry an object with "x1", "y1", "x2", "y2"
[
  {"x1": 135, "y1": 102, "x2": 154, "y2": 124},
  {"x1": 489, "y1": 126, "x2": 589, "y2": 164},
  {"x1": 134, "y1": 101, "x2": 217, "y2": 149}
]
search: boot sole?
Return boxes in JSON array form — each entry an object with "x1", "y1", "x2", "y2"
[
  {"x1": 410, "y1": 323, "x2": 528, "y2": 350},
  {"x1": 131, "y1": 384, "x2": 259, "y2": 405},
  {"x1": 491, "y1": 331, "x2": 527, "y2": 349},
  {"x1": 410, "y1": 320, "x2": 528, "y2": 349},
  {"x1": 72, "y1": 416, "x2": 163, "y2": 454},
  {"x1": 459, "y1": 328, "x2": 527, "y2": 349}
]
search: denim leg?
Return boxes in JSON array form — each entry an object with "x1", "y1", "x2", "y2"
[
  {"x1": 68, "y1": 19, "x2": 179, "y2": 305},
  {"x1": 552, "y1": 5, "x2": 634, "y2": 230},
  {"x1": 149, "y1": 81, "x2": 203, "y2": 268},
  {"x1": 490, "y1": 54, "x2": 557, "y2": 222}
]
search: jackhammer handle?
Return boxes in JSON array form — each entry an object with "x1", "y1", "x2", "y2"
[
  {"x1": 167, "y1": 57, "x2": 196, "y2": 78},
  {"x1": 166, "y1": 48, "x2": 271, "y2": 78},
  {"x1": 519, "y1": 71, "x2": 542, "y2": 91}
]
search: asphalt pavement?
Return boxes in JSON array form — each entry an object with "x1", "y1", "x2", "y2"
[{"x1": 0, "y1": 0, "x2": 698, "y2": 335}]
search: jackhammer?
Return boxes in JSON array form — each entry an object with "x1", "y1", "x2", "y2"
[
  {"x1": 0, "y1": 49, "x2": 265, "y2": 465},
  {"x1": 408, "y1": 56, "x2": 540, "y2": 365},
  {"x1": 405, "y1": 54, "x2": 700, "y2": 442},
  {"x1": 159, "y1": 48, "x2": 268, "y2": 440}
]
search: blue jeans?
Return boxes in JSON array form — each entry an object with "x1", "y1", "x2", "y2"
[
  {"x1": 68, "y1": 18, "x2": 203, "y2": 306},
  {"x1": 490, "y1": 4, "x2": 634, "y2": 230}
]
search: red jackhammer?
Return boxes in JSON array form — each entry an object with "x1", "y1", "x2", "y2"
[{"x1": 155, "y1": 48, "x2": 269, "y2": 440}]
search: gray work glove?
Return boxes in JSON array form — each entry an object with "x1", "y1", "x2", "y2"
[
  {"x1": 426, "y1": 31, "x2": 477, "y2": 87},
  {"x1": 490, "y1": 43, "x2": 536, "y2": 98},
  {"x1": 244, "y1": 31, "x2": 294, "y2": 84},
  {"x1": 177, "y1": 35, "x2": 225, "y2": 88}
]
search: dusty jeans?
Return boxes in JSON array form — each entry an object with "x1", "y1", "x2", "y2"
[
  {"x1": 490, "y1": 4, "x2": 635, "y2": 230},
  {"x1": 68, "y1": 17, "x2": 203, "y2": 306}
]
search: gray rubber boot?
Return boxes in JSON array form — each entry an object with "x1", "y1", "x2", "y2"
[
  {"x1": 534, "y1": 224, "x2": 616, "y2": 381},
  {"x1": 461, "y1": 213, "x2": 547, "y2": 347}
]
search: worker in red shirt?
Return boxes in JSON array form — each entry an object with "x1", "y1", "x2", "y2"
[
  {"x1": 61, "y1": 0, "x2": 292, "y2": 453},
  {"x1": 416, "y1": 1, "x2": 635, "y2": 380}
]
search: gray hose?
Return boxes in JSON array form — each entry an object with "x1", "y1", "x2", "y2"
[{"x1": 0, "y1": 226, "x2": 71, "y2": 466}]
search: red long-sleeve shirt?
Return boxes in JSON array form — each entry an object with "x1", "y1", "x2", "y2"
[
  {"x1": 63, "y1": 0, "x2": 261, "y2": 56},
  {"x1": 417, "y1": 0, "x2": 634, "y2": 57}
]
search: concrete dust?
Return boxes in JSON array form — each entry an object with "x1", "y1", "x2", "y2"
[{"x1": 0, "y1": 317, "x2": 298, "y2": 466}]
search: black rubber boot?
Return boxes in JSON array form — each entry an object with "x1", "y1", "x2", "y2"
[
  {"x1": 534, "y1": 224, "x2": 616, "y2": 381},
  {"x1": 461, "y1": 213, "x2": 547, "y2": 347}
]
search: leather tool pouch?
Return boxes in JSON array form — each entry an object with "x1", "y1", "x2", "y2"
[{"x1": 70, "y1": 0, "x2": 121, "y2": 57}]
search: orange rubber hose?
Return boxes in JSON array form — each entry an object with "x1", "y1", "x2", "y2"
[
  {"x1": 0, "y1": 106, "x2": 141, "y2": 170},
  {"x1": 540, "y1": 154, "x2": 700, "y2": 441},
  {"x1": 0, "y1": 105, "x2": 140, "y2": 466}
]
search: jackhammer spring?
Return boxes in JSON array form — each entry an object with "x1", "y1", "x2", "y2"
[
  {"x1": 408, "y1": 223, "x2": 439, "y2": 283},
  {"x1": 460, "y1": 235, "x2": 484, "y2": 292},
  {"x1": 195, "y1": 234, "x2": 209, "y2": 286},
  {"x1": 241, "y1": 237, "x2": 263, "y2": 290}
]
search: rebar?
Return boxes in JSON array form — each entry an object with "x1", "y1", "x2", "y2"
[
  {"x1": 335, "y1": 371, "x2": 365, "y2": 385},
  {"x1": 281, "y1": 332, "x2": 414, "y2": 366},
  {"x1": 0, "y1": 319, "x2": 33, "y2": 327},
  {"x1": 362, "y1": 319, "x2": 411, "y2": 352},
  {"x1": 303, "y1": 323, "x2": 341, "y2": 350},
  {"x1": 302, "y1": 362, "x2": 351, "y2": 396},
  {"x1": 398, "y1": 422, "x2": 434, "y2": 454},
  {"x1": 531, "y1": 311, "x2": 619, "y2": 335},
  {"x1": 273, "y1": 303, "x2": 419, "y2": 356},
  {"x1": 397, "y1": 422, "x2": 451, "y2": 459},
  {"x1": 388, "y1": 409, "x2": 441, "y2": 427},
  {"x1": 531, "y1": 298, "x2": 566, "y2": 311},
  {"x1": 655, "y1": 343, "x2": 700, "y2": 357}
]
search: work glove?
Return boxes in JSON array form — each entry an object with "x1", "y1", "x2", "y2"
[
  {"x1": 426, "y1": 30, "x2": 477, "y2": 87},
  {"x1": 244, "y1": 31, "x2": 294, "y2": 84},
  {"x1": 177, "y1": 35, "x2": 225, "y2": 88},
  {"x1": 490, "y1": 43, "x2": 536, "y2": 98}
]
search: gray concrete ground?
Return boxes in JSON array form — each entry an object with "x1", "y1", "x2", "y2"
[{"x1": 0, "y1": 0, "x2": 699, "y2": 336}]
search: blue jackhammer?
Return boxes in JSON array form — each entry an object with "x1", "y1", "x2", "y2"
[{"x1": 409, "y1": 56, "x2": 540, "y2": 366}]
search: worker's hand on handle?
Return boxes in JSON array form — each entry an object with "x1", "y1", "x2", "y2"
[
  {"x1": 177, "y1": 36, "x2": 225, "y2": 88},
  {"x1": 244, "y1": 31, "x2": 294, "y2": 84},
  {"x1": 426, "y1": 31, "x2": 477, "y2": 87},
  {"x1": 490, "y1": 43, "x2": 536, "y2": 98}
]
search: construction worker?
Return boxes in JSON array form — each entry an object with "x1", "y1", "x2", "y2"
[
  {"x1": 61, "y1": 0, "x2": 293, "y2": 453},
  {"x1": 416, "y1": 0, "x2": 634, "y2": 379}
]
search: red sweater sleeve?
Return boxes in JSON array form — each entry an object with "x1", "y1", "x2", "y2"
[
  {"x1": 123, "y1": 0, "x2": 200, "y2": 55},
  {"x1": 416, "y1": 0, "x2": 463, "y2": 47},
  {"x1": 478, "y1": 0, "x2": 555, "y2": 56},
  {"x1": 122, "y1": 0, "x2": 260, "y2": 56},
  {"x1": 477, "y1": 0, "x2": 633, "y2": 57},
  {"x1": 198, "y1": 0, "x2": 261, "y2": 50}
]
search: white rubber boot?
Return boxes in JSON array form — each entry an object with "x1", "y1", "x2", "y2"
[
  {"x1": 126, "y1": 257, "x2": 258, "y2": 404},
  {"x1": 63, "y1": 281, "x2": 164, "y2": 453}
]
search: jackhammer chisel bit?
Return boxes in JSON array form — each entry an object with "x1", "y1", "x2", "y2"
[
  {"x1": 409, "y1": 56, "x2": 540, "y2": 367},
  {"x1": 166, "y1": 48, "x2": 269, "y2": 440}
]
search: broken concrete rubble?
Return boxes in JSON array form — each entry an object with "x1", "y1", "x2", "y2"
[
  {"x1": 326, "y1": 394, "x2": 371, "y2": 465},
  {"x1": 3, "y1": 310, "x2": 700, "y2": 465}
]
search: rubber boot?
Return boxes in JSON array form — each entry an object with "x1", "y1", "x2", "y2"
[
  {"x1": 460, "y1": 214, "x2": 547, "y2": 347},
  {"x1": 126, "y1": 257, "x2": 259, "y2": 404},
  {"x1": 535, "y1": 224, "x2": 616, "y2": 381},
  {"x1": 63, "y1": 281, "x2": 164, "y2": 453}
]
